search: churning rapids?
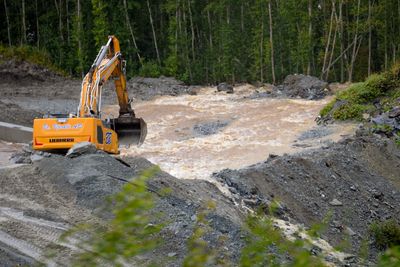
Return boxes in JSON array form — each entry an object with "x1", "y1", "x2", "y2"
[{"x1": 104, "y1": 85, "x2": 356, "y2": 182}]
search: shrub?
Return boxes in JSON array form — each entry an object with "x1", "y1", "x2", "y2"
[
  {"x1": 0, "y1": 44, "x2": 64, "y2": 75},
  {"x1": 370, "y1": 220, "x2": 400, "y2": 250},
  {"x1": 319, "y1": 99, "x2": 335, "y2": 117},
  {"x1": 319, "y1": 65, "x2": 400, "y2": 121},
  {"x1": 378, "y1": 246, "x2": 400, "y2": 267},
  {"x1": 332, "y1": 103, "x2": 365, "y2": 121},
  {"x1": 139, "y1": 60, "x2": 161, "y2": 77}
]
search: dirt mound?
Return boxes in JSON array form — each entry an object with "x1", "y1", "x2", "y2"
[
  {"x1": 125, "y1": 76, "x2": 199, "y2": 100},
  {"x1": 249, "y1": 74, "x2": 330, "y2": 100},
  {"x1": 0, "y1": 59, "x2": 64, "y2": 85},
  {"x1": 0, "y1": 150, "x2": 243, "y2": 266},
  {"x1": 214, "y1": 134, "x2": 400, "y2": 261},
  {"x1": 278, "y1": 74, "x2": 330, "y2": 99},
  {"x1": 0, "y1": 101, "x2": 42, "y2": 127}
]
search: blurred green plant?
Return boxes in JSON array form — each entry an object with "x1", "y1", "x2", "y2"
[
  {"x1": 240, "y1": 213, "x2": 325, "y2": 267},
  {"x1": 378, "y1": 246, "x2": 400, "y2": 267},
  {"x1": 183, "y1": 201, "x2": 224, "y2": 267},
  {"x1": 62, "y1": 166, "x2": 163, "y2": 267},
  {"x1": 319, "y1": 63, "x2": 400, "y2": 121},
  {"x1": 139, "y1": 60, "x2": 161, "y2": 78},
  {"x1": 370, "y1": 219, "x2": 400, "y2": 250}
]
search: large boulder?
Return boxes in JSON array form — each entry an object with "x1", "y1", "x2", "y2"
[
  {"x1": 217, "y1": 82, "x2": 234, "y2": 94},
  {"x1": 278, "y1": 74, "x2": 330, "y2": 100},
  {"x1": 66, "y1": 142, "x2": 97, "y2": 158}
]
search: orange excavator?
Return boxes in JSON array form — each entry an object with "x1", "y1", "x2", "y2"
[{"x1": 32, "y1": 36, "x2": 146, "y2": 154}]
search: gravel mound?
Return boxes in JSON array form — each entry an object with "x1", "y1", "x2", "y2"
[
  {"x1": 249, "y1": 74, "x2": 330, "y2": 100},
  {"x1": 125, "y1": 76, "x2": 199, "y2": 101},
  {"x1": 0, "y1": 59, "x2": 64, "y2": 85},
  {"x1": 0, "y1": 151, "x2": 243, "y2": 266},
  {"x1": 193, "y1": 120, "x2": 230, "y2": 136},
  {"x1": 214, "y1": 134, "x2": 400, "y2": 261}
]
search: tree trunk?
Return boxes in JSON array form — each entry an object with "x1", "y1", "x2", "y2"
[
  {"x1": 66, "y1": 0, "x2": 70, "y2": 45},
  {"x1": 268, "y1": 0, "x2": 276, "y2": 84},
  {"x1": 187, "y1": 0, "x2": 195, "y2": 61},
  {"x1": 368, "y1": 0, "x2": 372, "y2": 76},
  {"x1": 260, "y1": 8, "x2": 264, "y2": 83},
  {"x1": 123, "y1": 0, "x2": 143, "y2": 66},
  {"x1": 4, "y1": 0, "x2": 11, "y2": 46},
  {"x1": 54, "y1": 0, "x2": 64, "y2": 42},
  {"x1": 241, "y1": 3, "x2": 244, "y2": 32},
  {"x1": 146, "y1": 0, "x2": 161, "y2": 66},
  {"x1": 307, "y1": 0, "x2": 312, "y2": 75},
  {"x1": 348, "y1": 0, "x2": 361, "y2": 82},
  {"x1": 35, "y1": 0, "x2": 40, "y2": 47},
  {"x1": 325, "y1": 3, "x2": 338, "y2": 80},
  {"x1": 207, "y1": 8, "x2": 213, "y2": 49},
  {"x1": 321, "y1": 1, "x2": 335, "y2": 80},
  {"x1": 339, "y1": 0, "x2": 344, "y2": 82},
  {"x1": 77, "y1": 0, "x2": 83, "y2": 77},
  {"x1": 21, "y1": 0, "x2": 27, "y2": 44}
]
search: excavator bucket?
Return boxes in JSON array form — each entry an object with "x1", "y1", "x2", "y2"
[{"x1": 112, "y1": 116, "x2": 147, "y2": 147}]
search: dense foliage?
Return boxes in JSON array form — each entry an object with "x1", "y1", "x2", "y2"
[
  {"x1": 319, "y1": 63, "x2": 400, "y2": 121},
  {"x1": 1, "y1": 0, "x2": 400, "y2": 84}
]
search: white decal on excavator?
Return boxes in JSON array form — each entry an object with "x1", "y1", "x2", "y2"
[
  {"x1": 52, "y1": 123, "x2": 83, "y2": 130},
  {"x1": 106, "y1": 132, "x2": 112, "y2": 144}
]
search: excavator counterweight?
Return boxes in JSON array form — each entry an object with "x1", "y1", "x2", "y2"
[{"x1": 33, "y1": 36, "x2": 146, "y2": 153}]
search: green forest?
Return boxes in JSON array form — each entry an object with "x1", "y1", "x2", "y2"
[{"x1": 1, "y1": 0, "x2": 400, "y2": 84}]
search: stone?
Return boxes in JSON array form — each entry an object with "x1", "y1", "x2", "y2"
[
  {"x1": 167, "y1": 252, "x2": 177, "y2": 258},
  {"x1": 280, "y1": 74, "x2": 329, "y2": 100},
  {"x1": 388, "y1": 106, "x2": 400, "y2": 118},
  {"x1": 345, "y1": 227, "x2": 356, "y2": 236},
  {"x1": 66, "y1": 142, "x2": 97, "y2": 158},
  {"x1": 329, "y1": 199, "x2": 343, "y2": 206},
  {"x1": 217, "y1": 83, "x2": 234, "y2": 94},
  {"x1": 30, "y1": 154, "x2": 44, "y2": 162}
]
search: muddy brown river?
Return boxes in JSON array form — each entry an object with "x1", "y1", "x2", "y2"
[{"x1": 104, "y1": 85, "x2": 356, "y2": 181}]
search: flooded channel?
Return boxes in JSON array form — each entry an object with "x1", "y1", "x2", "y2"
[{"x1": 106, "y1": 85, "x2": 356, "y2": 181}]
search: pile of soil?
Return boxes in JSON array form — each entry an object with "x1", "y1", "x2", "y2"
[
  {"x1": 0, "y1": 59, "x2": 64, "y2": 86},
  {"x1": 250, "y1": 74, "x2": 330, "y2": 100},
  {"x1": 0, "y1": 150, "x2": 243, "y2": 266},
  {"x1": 214, "y1": 133, "x2": 400, "y2": 261},
  {"x1": 0, "y1": 101, "x2": 42, "y2": 127},
  {"x1": 125, "y1": 76, "x2": 199, "y2": 101}
]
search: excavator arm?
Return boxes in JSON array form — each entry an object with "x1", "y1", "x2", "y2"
[
  {"x1": 78, "y1": 35, "x2": 146, "y2": 146},
  {"x1": 33, "y1": 35, "x2": 146, "y2": 153},
  {"x1": 78, "y1": 36, "x2": 133, "y2": 118}
]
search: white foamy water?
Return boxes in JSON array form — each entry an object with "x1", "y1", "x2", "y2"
[{"x1": 103, "y1": 85, "x2": 356, "y2": 182}]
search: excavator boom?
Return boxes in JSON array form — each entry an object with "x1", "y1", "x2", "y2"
[{"x1": 33, "y1": 36, "x2": 146, "y2": 153}]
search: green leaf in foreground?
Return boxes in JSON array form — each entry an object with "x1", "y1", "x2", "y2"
[{"x1": 65, "y1": 166, "x2": 163, "y2": 267}]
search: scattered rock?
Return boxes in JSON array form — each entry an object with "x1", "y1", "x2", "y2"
[
  {"x1": 124, "y1": 76, "x2": 199, "y2": 101},
  {"x1": 30, "y1": 154, "x2": 44, "y2": 162},
  {"x1": 388, "y1": 106, "x2": 400, "y2": 118},
  {"x1": 345, "y1": 227, "x2": 356, "y2": 236},
  {"x1": 66, "y1": 142, "x2": 97, "y2": 158},
  {"x1": 9, "y1": 152, "x2": 31, "y2": 164},
  {"x1": 217, "y1": 83, "x2": 234, "y2": 94},
  {"x1": 277, "y1": 74, "x2": 330, "y2": 100},
  {"x1": 193, "y1": 120, "x2": 229, "y2": 136},
  {"x1": 329, "y1": 199, "x2": 343, "y2": 206}
]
